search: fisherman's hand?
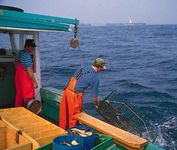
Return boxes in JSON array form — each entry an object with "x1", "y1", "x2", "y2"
[
  {"x1": 34, "y1": 80, "x2": 38, "y2": 89},
  {"x1": 93, "y1": 96, "x2": 99, "y2": 109},
  {"x1": 27, "y1": 67, "x2": 38, "y2": 89}
]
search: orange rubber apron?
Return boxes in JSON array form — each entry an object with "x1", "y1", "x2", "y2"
[
  {"x1": 59, "y1": 77, "x2": 83, "y2": 130},
  {"x1": 15, "y1": 63, "x2": 35, "y2": 107}
]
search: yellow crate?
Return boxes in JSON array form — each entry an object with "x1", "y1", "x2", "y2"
[
  {"x1": 0, "y1": 107, "x2": 67, "y2": 150},
  {"x1": 0, "y1": 121, "x2": 31, "y2": 150},
  {"x1": 22, "y1": 124, "x2": 55, "y2": 134}
]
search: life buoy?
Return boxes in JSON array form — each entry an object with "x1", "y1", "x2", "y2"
[{"x1": 0, "y1": 5, "x2": 24, "y2": 12}]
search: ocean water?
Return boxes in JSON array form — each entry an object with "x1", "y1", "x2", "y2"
[{"x1": 40, "y1": 25, "x2": 177, "y2": 150}]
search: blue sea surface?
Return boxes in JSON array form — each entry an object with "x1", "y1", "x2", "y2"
[{"x1": 40, "y1": 25, "x2": 177, "y2": 150}]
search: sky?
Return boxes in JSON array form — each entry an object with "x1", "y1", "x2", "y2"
[{"x1": 0, "y1": 0, "x2": 177, "y2": 25}]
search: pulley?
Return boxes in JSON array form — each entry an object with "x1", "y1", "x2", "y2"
[
  {"x1": 70, "y1": 23, "x2": 80, "y2": 48},
  {"x1": 70, "y1": 38, "x2": 80, "y2": 48}
]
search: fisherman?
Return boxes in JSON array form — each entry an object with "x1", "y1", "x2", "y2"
[
  {"x1": 15, "y1": 39, "x2": 38, "y2": 107},
  {"x1": 59, "y1": 58, "x2": 107, "y2": 130}
]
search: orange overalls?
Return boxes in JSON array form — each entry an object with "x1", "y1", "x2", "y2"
[
  {"x1": 15, "y1": 63, "x2": 35, "y2": 107},
  {"x1": 59, "y1": 76, "x2": 83, "y2": 130}
]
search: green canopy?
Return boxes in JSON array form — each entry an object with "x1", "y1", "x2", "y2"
[{"x1": 0, "y1": 9, "x2": 79, "y2": 32}]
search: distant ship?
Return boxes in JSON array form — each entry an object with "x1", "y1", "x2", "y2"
[
  {"x1": 126, "y1": 19, "x2": 146, "y2": 25},
  {"x1": 106, "y1": 19, "x2": 146, "y2": 26}
]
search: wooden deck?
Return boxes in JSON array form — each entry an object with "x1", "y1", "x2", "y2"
[{"x1": 77, "y1": 112, "x2": 148, "y2": 150}]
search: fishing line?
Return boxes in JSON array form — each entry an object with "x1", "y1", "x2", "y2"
[{"x1": 77, "y1": 45, "x2": 86, "y2": 65}]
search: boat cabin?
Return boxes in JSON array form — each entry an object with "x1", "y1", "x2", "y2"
[{"x1": 0, "y1": 7, "x2": 79, "y2": 108}]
